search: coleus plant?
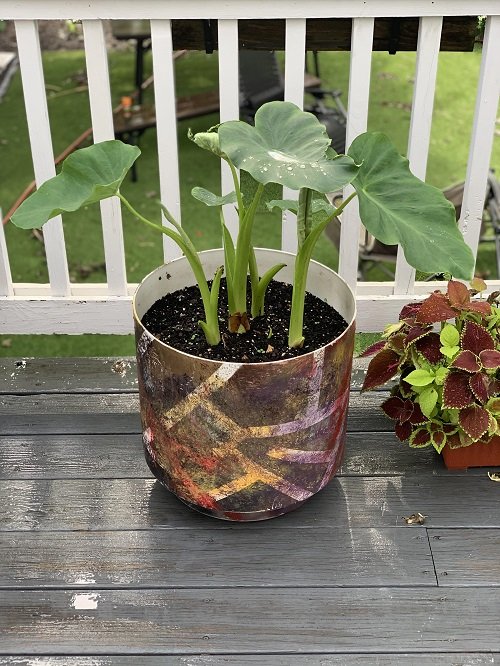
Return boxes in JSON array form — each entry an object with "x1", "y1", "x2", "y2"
[
  {"x1": 361, "y1": 279, "x2": 500, "y2": 452},
  {"x1": 11, "y1": 101, "x2": 474, "y2": 349}
]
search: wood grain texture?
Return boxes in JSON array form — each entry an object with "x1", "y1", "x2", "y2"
[
  {"x1": 0, "y1": 391, "x2": 393, "y2": 435},
  {"x1": 0, "y1": 431, "x2": 438, "y2": 479},
  {"x1": 1, "y1": 475, "x2": 498, "y2": 531},
  {"x1": 0, "y1": 527, "x2": 434, "y2": 588},
  {"x1": 0, "y1": 357, "x2": 375, "y2": 394},
  {"x1": 1, "y1": 588, "x2": 499, "y2": 654},
  {"x1": 429, "y1": 529, "x2": 500, "y2": 586},
  {"x1": 0, "y1": 657, "x2": 498, "y2": 665},
  {"x1": 0, "y1": 357, "x2": 138, "y2": 394}
]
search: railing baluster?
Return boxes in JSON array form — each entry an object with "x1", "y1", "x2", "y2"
[
  {"x1": 151, "y1": 19, "x2": 182, "y2": 261},
  {"x1": 282, "y1": 18, "x2": 307, "y2": 253},
  {"x1": 0, "y1": 213, "x2": 14, "y2": 297},
  {"x1": 338, "y1": 17, "x2": 374, "y2": 292},
  {"x1": 460, "y1": 15, "x2": 500, "y2": 261},
  {"x1": 394, "y1": 16, "x2": 443, "y2": 295},
  {"x1": 14, "y1": 19, "x2": 70, "y2": 297},
  {"x1": 82, "y1": 19, "x2": 128, "y2": 296},
  {"x1": 218, "y1": 19, "x2": 240, "y2": 241}
]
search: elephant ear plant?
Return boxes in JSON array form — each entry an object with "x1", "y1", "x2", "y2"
[{"x1": 11, "y1": 101, "x2": 474, "y2": 353}]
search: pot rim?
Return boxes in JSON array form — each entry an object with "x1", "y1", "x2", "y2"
[{"x1": 133, "y1": 247, "x2": 357, "y2": 368}]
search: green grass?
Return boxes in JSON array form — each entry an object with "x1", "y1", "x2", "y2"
[{"x1": 1, "y1": 47, "x2": 499, "y2": 357}]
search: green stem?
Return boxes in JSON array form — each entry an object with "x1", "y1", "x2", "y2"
[
  {"x1": 288, "y1": 191, "x2": 357, "y2": 348},
  {"x1": 249, "y1": 247, "x2": 260, "y2": 317},
  {"x1": 296, "y1": 188, "x2": 313, "y2": 249},
  {"x1": 118, "y1": 193, "x2": 220, "y2": 346},
  {"x1": 227, "y1": 158, "x2": 245, "y2": 219},
  {"x1": 232, "y1": 183, "x2": 265, "y2": 318}
]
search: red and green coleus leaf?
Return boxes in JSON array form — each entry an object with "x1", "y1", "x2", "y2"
[
  {"x1": 461, "y1": 321, "x2": 495, "y2": 356},
  {"x1": 387, "y1": 333, "x2": 406, "y2": 355},
  {"x1": 458, "y1": 404, "x2": 490, "y2": 441},
  {"x1": 381, "y1": 396, "x2": 414, "y2": 423},
  {"x1": 359, "y1": 339, "x2": 386, "y2": 358},
  {"x1": 415, "y1": 333, "x2": 442, "y2": 364},
  {"x1": 417, "y1": 292, "x2": 456, "y2": 324},
  {"x1": 361, "y1": 348, "x2": 400, "y2": 391},
  {"x1": 408, "y1": 402, "x2": 427, "y2": 425},
  {"x1": 395, "y1": 421, "x2": 413, "y2": 441},
  {"x1": 405, "y1": 325, "x2": 432, "y2": 346},
  {"x1": 430, "y1": 429, "x2": 447, "y2": 454},
  {"x1": 447, "y1": 279, "x2": 491, "y2": 316},
  {"x1": 382, "y1": 321, "x2": 405, "y2": 339},
  {"x1": 479, "y1": 349, "x2": 500, "y2": 369},
  {"x1": 442, "y1": 371, "x2": 476, "y2": 409},
  {"x1": 409, "y1": 428, "x2": 432, "y2": 448},
  {"x1": 447, "y1": 279, "x2": 471, "y2": 308},
  {"x1": 451, "y1": 350, "x2": 481, "y2": 373},
  {"x1": 469, "y1": 372, "x2": 490, "y2": 404},
  {"x1": 399, "y1": 302, "x2": 422, "y2": 322}
]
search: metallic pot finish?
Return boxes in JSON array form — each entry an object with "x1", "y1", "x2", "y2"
[{"x1": 133, "y1": 249, "x2": 356, "y2": 521}]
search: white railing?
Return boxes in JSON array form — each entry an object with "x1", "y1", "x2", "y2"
[{"x1": 0, "y1": 1, "x2": 499, "y2": 334}]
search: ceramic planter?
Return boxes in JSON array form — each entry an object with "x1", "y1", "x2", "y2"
[
  {"x1": 133, "y1": 248, "x2": 356, "y2": 521},
  {"x1": 442, "y1": 435, "x2": 500, "y2": 470}
]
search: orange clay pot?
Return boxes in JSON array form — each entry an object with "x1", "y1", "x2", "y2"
[{"x1": 442, "y1": 435, "x2": 500, "y2": 470}]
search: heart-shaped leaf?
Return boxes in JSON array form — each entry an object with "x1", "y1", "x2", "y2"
[
  {"x1": 395, "y1": 421, "x2": 413, "y2": 441},
  {"x1": 461, "y1": 321, "x2": 495, "y2": 356},
  {"x1": 409, "y1": 428, "x2": 432, "y2": 448},
  {"x1": 459, "y1": 404, "x2": 490, "y2": 441},
  {"x1": 451, "y1": 350, "x2": 481, "y2": 373},
  {"x1": 348, "y1": 133, "x2": 474, "y2": 280},
  {"x1": 470, "y1": 373, "x2": 489, "y2": 404},
  {"x1": 442, "y1": 371, "x2": 476, "y2": 409},
  {"x1": 381, "y1": 396, "x2": 414, "y2": 423},
  {"x1": 191, "y1": 187, "x2": 237, "y2": 207},
  {"x1": 361, "y1": 348, "x2": 400, "y2": 391},
  {"x1": 11, "y1": 140, "x2": 141, "y2": 229},
  {"x1": 447, "y1": 280, "x2": 470, "y2": 307},
  {"x1": 418, "y1": 386, "x2": 438, "y2": 418},
  {"x1": 417, "y1": 293, "x2": 456, "y2": 324},
  {"x1": 219, "y1": 101, "x2": 359, "y2": 193},
  {"x1": 440, "y1": 324, "x2": 460, "y2": 348},
  {"x1": 479, "y1": 349, "x2": 500, "y2": 369},
  {"x1": 404, "y1": 369, "x2": 435, "y2": 387},
  {"x1": 415, "y1": 333, "x2": 442, "y2": 364}
]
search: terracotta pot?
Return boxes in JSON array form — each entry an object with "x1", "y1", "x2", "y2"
[
  {"x1": 133, "y1": 248, "x2": 356, "y2": 521},
  {"x1": 442, "y1": 435, "x2": 500, "y2": 470}
]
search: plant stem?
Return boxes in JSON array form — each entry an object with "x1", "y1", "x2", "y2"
[
  {"x1": 231, "y1": 183, "x2": 265, "y2": 320},
  {"x1": 118, "y1": 193, "x2": 220, "y2": 346},
  {"x1": 288, "y1": 191, "x2": 357, "y2": 348},
  {"x1": 296, "y1": 188, "x2": 313, "y2": 249}
]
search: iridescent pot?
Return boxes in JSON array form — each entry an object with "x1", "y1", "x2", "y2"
[{"x1": 133, "y1": 248, "x2": 356, "y2": 521}]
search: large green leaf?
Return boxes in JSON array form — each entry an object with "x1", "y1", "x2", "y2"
[
  {"x1": 348, "y1": 132, "x2": 474, "y2": 280},
  {"x1": 11, "y1": 140, "x2": 140, "y2": 229},
  {"x1": 218, "y1": 101, "x2": 359, "y2": 193}
]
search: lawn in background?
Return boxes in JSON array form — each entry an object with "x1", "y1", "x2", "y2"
[{"x1": 0, "y1": 46, "x2": 499, "y2": 357}]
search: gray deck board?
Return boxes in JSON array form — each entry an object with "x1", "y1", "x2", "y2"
[
  {"x1": 0, "y1": 527, "x2": 435, "y2": 588},
  {"x1": 1, "y1": 355, "x2": 499, "y2": 659},
  {"x1": 0, "y1": 432, "x2": 442, "y2": 479},
  {"x1": 429, "y1": 529, "x2": 500, "y2": 586},
  {"x1": 1, "y1": 658, "x2": 498, "y2": 666},
  {"x1": 1, "y1": 588, "x2": 499, "y2": 654},
  {"x1": 1, "y1": 475, "x2": 499, "y2": 530}
]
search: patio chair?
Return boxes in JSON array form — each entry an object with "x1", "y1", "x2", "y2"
[
  {"x1": 325, "y1": 170, "x2": 500, "y2": 279},
  {"x1": 239, "y1": 50, "x2": 347, "y2": 154}
]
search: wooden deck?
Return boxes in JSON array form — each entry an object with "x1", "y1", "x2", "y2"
[{"x1": 0, "y1": 356, "x2": 499, "y2": 664}]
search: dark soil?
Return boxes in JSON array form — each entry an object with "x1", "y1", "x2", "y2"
[{"x1": 141, "y1": 278, "x2": 348, "y2": 363}]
